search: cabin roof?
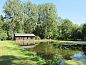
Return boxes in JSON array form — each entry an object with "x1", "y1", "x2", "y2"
[{"x1": 15, "y1": 33, "x2": 35, "y2": 37}]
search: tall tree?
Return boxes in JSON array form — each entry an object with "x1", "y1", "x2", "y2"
[
  {"x1": 0, "y1": 15, "x2": 7, "y2": 40},
  {"x1": 57, "y1": 17, "x2": 64, "y2": 39},
  {"x1": 23, "y1": 0, "x2": 38, "y2": 33},
  {"x1": 61, "y1": 19, "x2": 73, "y2": 40},
  {"x1": 35, "y1": 3, "x2": 58, "y2": 39},
  {"x1": 3, "y1": 0, "x2": 24, "y2": 39},
  {"x1": 82, "y1": 23, "x2": 86, "y2": 40},
  {"x1": 71, "y1": 25, "x2": 82, "y2": 40},
  {"x1": 4, "y1": 0, "x2": 23, "y2": 33}
]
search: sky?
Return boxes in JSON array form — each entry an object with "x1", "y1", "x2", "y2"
[{"x1": 0, "y1": 0, "x2": 86, "y2": 25}]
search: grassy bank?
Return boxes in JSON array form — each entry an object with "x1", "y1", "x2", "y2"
[
  {"x1": 65, "y1": 60, "x2": 86, "y2": 65},
  {"x1": 34, "y1": 39, "x2": 73, "y2": 43},
  {"x1": 0, "y1": 41, "x2": 45, "y2": 65},
  {"x1": 34, "y1": 39, "x2": 86, "y2": 44}
]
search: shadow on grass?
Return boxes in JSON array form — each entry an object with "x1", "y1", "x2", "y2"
[{"x1": 0, "y1": 55, "x2": 24, "y2": 65}]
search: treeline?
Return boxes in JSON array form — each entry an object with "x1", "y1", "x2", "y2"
[{"x1": 0, "y1": 0, "x2": 86, "y2": 40}]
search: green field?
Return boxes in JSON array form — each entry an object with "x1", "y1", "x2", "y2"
[
  {"x1": 65, "y1": 60, "x2": 86, "y2": 65},
  {"x1": 0, "y1": 41, "x2": 45, "y2": 65}
]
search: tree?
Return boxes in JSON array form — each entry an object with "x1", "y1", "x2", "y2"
[
  {"x1": 2, "y1": 21, "x2": 15, "y2": 40},
  {"x1": 23, "y1": 0, "x2": 38, "y2": 33},
  {"x1": 3, "y1": 0, "x2": 83, "y2": 40},
  {"x1": 0, "y1": 29, "x2": 8, "y2": 40},
  {"x1": 82, "y1": 23, "x2": 86, "y2": 40},
  {"x1": 3, "y1": 0, "x2": 25, "y2": 39},
  {"x1": 0, "y1": 15, "x2": 4, "y2": 28},
  {"x1": 34, "y1": 3, "x2": 58, "y2": 39},
  {"x1": 42, "y1": 18, "x2": 58, "y2": 39},
  {"x1": 57, "y1": 17, "x2": 64, "y2": 39},
  {"x1": 0, "y1": 15, "x2": 8, "y2": 40},
  {"x1": 33, "y1": 24, "x2": 45, "y2": 39},
  {"x1": 71, "y1": 25, "x2": 82, "y2": 40},
  {"x1": 4, "y1": 0, "x2": 24, "y2": 33},
  {"x1": 61, "y1": 19, "x2": 73, "y2": 40}
]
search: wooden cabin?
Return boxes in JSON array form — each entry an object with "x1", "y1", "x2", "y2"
[{"x1": 14, "y1": 33, "x2": 35, "y2": 41}]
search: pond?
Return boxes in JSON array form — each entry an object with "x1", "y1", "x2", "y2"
[{"x1": 25, "y1": 42, "x2": 86, "y2": 65}]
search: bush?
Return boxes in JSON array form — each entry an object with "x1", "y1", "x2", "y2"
[
  {"x1": 31, "y1": 56, "x2": 46, "y2": 65},
  {"x1": 45, "y1": 54, "x2": 62, "y2": 65},
  {"x1": 0, "y1": 30, "x2": 8, "y2": 40},
  {"x1": 35, "y1": 36, "x2": 41, "y2": 40}
]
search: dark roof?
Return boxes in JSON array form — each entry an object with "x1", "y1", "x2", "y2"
[{"x1": 15, "y1": 33, "x2": 35, "y2": 37}]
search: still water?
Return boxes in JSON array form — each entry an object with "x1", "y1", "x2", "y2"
[{"x1": 27, "y1": 42, "x2": 86, "y2": 64}]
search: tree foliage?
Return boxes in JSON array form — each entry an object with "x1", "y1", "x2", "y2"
[
  {"x1": 60, "y1": 19, "x2": 73, "y2": 40},
  {"x1": 34, "y1": 3, "x2": 58, "y2": 39},
  {"x1": 82, "y1": 23, "x2": 86, "y2": 40},
  {"x1": 0, "y1": 15, "x2": 8, "y2": 40},
  {"x1": 0, "y1": 0, "x2": 85, "y2": 40}
]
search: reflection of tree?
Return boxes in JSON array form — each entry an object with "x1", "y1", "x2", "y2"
[
  {"x1": 33, "y1": 42, "x2": 85, "y2": 60},
  {"x1": 83, "y1": 51, "x2": 86, "y2": 55},
  {"x1": 82, "y1": 45, "x2": 86, "y2": 55},
  {"x1": 54, "y1": 45, "x2": 80, "y2": 60},
  {"x1": 34, "y1": 42, "x2": 58, "y2": 60}
]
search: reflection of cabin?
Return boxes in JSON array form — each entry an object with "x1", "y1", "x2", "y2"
[{"x1": 14, "y1": 33, "x2": 35, "y2": 41}]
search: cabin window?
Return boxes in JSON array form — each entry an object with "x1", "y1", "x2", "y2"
[
  {"x1": 24, "y1": 37, "x2": 27, "y2": 40},
  {"x1": 21, "y1": 37, "x2": 23, "y2": 40},
  {"x1": 16, "y1": 37, "x2": 19, "y2": 40},
  {"x1": 28, "y1": 37, "x2": 30, "y2": 40},
  {"x1": 27, "y1": 37, "x2": 28, "y2": 39}
]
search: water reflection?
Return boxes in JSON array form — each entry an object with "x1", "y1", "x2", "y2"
[
  {"x1": 28, "y1": 42, "x2": 86, "y2": 64},
  {"x1": 72, "y1": 52, "x2": 86, "y2": 62},
  {"x1": 30, "y1": 42, "x2": 58, "y2": 60}
]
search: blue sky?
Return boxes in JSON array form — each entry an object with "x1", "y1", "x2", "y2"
[{"x1": 0, "y1": 0, "x2": 86, "y2": 25}]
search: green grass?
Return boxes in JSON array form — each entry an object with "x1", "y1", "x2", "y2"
[
  {"x1": 34, "y1": 39, "x2": 73, "y2": 43},
  {"x1": 0, "y1": 41, "x2": 45, "y2": 65},
  {"x1": 37, "y1": 39, "x2": 86, "y2": 44},
  {"x1": 65, "y1": 60, "x2": 86, "y2": 65}
]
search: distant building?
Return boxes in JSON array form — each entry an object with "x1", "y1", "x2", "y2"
[{"x1": 14, "y1": 33, "x2": 35, "y2": 41}]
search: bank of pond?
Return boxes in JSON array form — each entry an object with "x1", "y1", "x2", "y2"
[{"x1": 21, "y1": 41, "x2": 86, "y2": 65}]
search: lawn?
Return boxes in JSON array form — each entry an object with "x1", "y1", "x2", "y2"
[
  {"x1": 65, "y1": 60, "x2": 86, "y2": 65},
  {"x1": 0, "y1": 41, "x2": 45, "y2": 65},
  {"x1": 34, "y1": 39, "x2": 73, "y2": 43}
]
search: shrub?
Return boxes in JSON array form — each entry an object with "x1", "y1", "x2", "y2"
[
  {"x1": 0, "y1": 30, "x2": 8, "y2": 40},
  {"x1": 31, "y1": 56, "x2": 46, "y2": 65},
  {"x1": 35, "y1": 36, "x2": 41, "y2": 40},
  {"x1": 45, "y1": 54, "x2": 62, "y2": 65}
]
